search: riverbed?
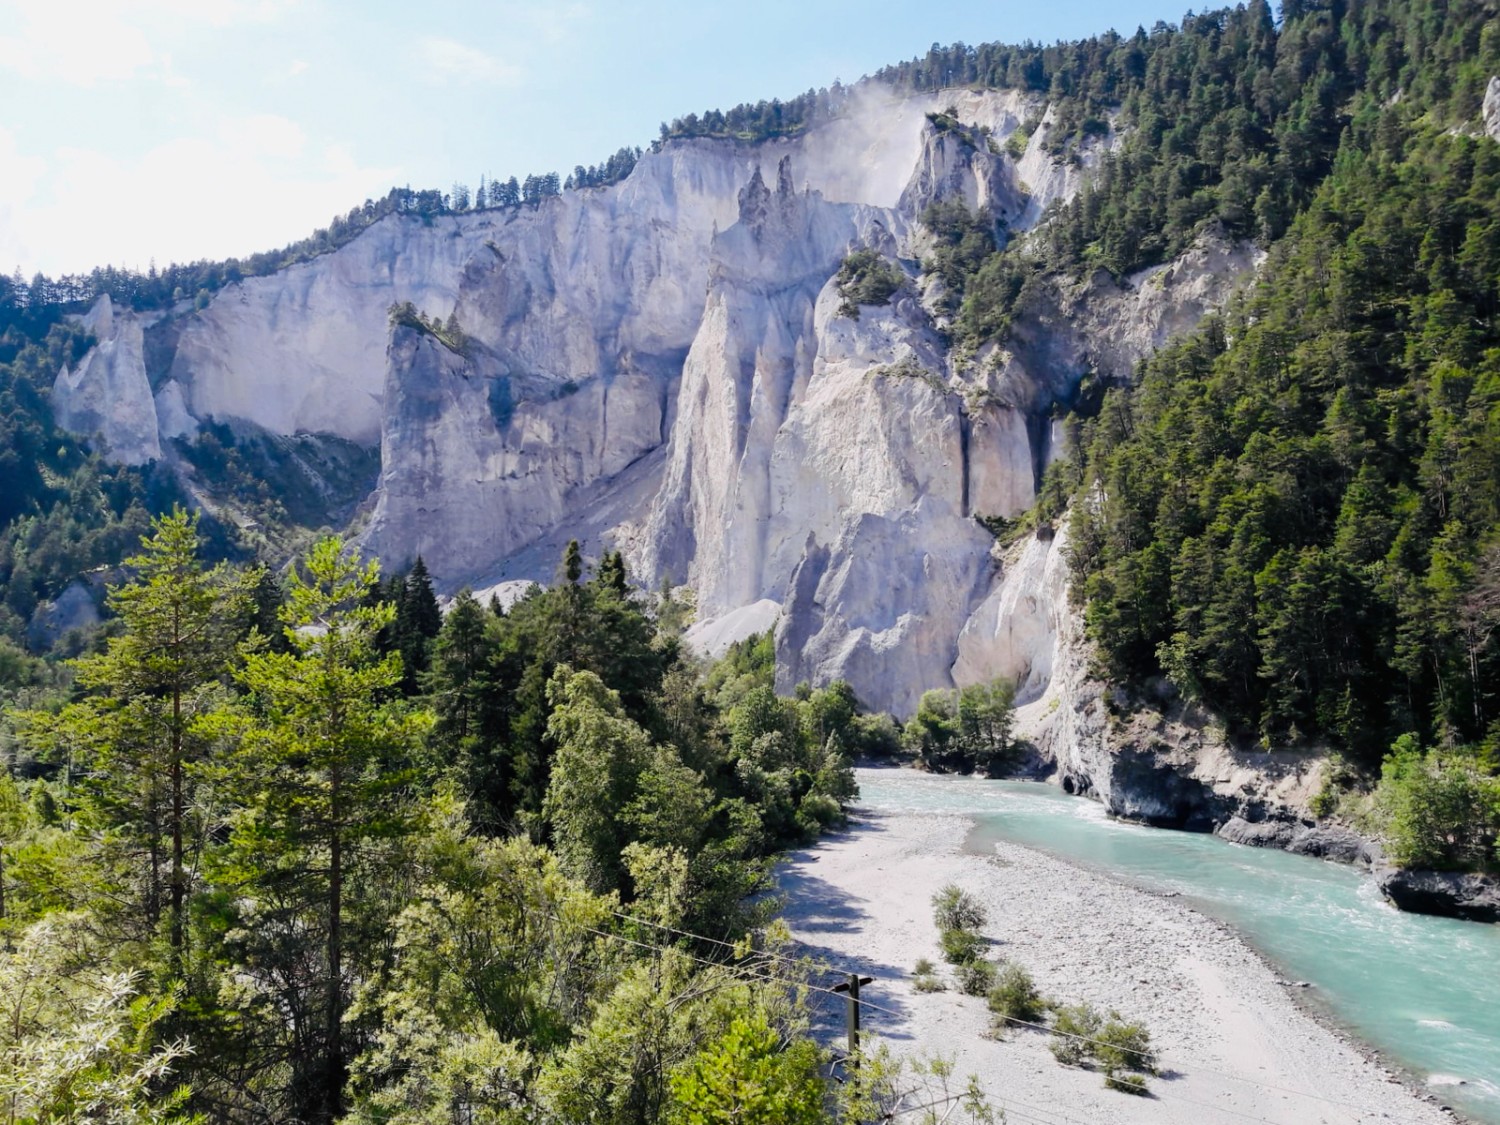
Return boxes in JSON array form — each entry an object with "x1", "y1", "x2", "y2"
[{"x1": 776, "y1": 766, "x2": 1500, "y2": 1125}]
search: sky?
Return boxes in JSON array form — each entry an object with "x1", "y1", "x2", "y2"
[{"x1": 0, "y1": 0, "x2": 1193, "y2": 278}]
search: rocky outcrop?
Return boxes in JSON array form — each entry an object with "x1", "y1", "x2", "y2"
[
  {"x1": 960, "y1": 508, "x2": 1500, "y2": 925},
  {"x1": 52, "y1": 297, "x2": 162, "y2": 465},
  {"x1": 1375, "y1": 867, "x2": 1500, "y2": 923},
  {"x1": 1216, "y1": 816, "x2": 1376, "y2": 865},
  {"x1": 364, "y1": 323, "x2": 671, "y2": 573},
  {"x1": 1484, "y1": 76, "x2": 1500, "y2": 143},
  {"x1": 984, "y1": 222, "x2": 1262, "y2": 417},
  {"x1": 25, "y1": 580, "x2": 102, "y2": 650},
  {"x1": 982, "y1": 522, "x2": 1334, "y2": 834}
]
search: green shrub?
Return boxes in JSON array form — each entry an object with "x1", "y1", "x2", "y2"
[
  {"x1": 835, "y1": 249, "x2": 903, "y2": 319},
  {"x1": 1049, "y1": 1003, "x2": 1102, "y2": 1067},
  {"x1": 911, "y1": 956, "x2": 945, "y2": 993},
  {"x1": 955, "y1": 958, "x2": 998, "y2": 997},
  {"x1": 1049, "y1": 1002, "x2": 1156, "y2": 1093},
  {"x1": 932, "y1": 884, "x2": 987, "y2": 933},
  {"x1": 987, "y1": 963, "x2": 1045, "y2": 1026},
  {"x1": 798, "y1": 792, "x2": 843, "y2": 829},
  {"x1": 939, "y1": 927, "x2": 985, "y2": 966},
  {"x1": 1096, "y1": 1016, "x2": 1156, "y2": 1076},
  {"x1": 1374, "y1": 736, "x2": 1500, "y2": 871},
  {"x1": 1105, "y1": 1072, "x2": 1150, "y2": 1096}
]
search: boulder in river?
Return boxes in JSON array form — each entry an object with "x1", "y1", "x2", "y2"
[
  {"x1": 1374, "y1": 867, "x2": 1500, "y2": 923},
  {"x1": 1216, "y1": 816, "x2": 1377, "y2": 866}
]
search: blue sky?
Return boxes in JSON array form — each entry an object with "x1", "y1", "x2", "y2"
[{"x1": 1, "y1": 0, "x2": 1192, "y2": 276}]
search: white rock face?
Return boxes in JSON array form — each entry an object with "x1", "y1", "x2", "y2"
[
  {"x1": 953, "y1": 526, "x2": 1071, "y2": 700},
  {"x1": 26, "y1": 580, "x2": 102, "y2": 649},
  {"x1": 52, "y1": 297, "x2": 162, "y2": 465},
  {"x1": 683, "y1": 598, "x2": 783, "y2": 661},
  {"x1": 1485, "y1": 76, "x2": 1500, "y2": 143},
  {"x1": 364, "y1": 325, "x2": 670, "y2": 572},
  {"x1": 53, "y1": 85, "x2": 1259, "y2": 715}
]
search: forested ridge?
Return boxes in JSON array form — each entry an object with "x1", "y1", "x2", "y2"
[{"x1": 1039, "y1": 0, "x2": 1500, "y2": 871}]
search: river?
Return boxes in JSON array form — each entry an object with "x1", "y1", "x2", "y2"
[{"x1": 855, "y1": 767, "x2": 1500, "y2": 1125}]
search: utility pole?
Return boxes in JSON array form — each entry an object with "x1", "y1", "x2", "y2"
[{"x1": 832, "y1": 972, "x2": 874, "y2": 1068}]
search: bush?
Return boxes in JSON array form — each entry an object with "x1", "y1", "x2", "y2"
[
  {"x1": 798, "y1": 792, "x2": 843, "y2": 829},
  {"x1": 932, "y1": 884, "x2": 986, "y2": 933},
  {"x1": 955, "y1": 958, "x2": 998, "y2": 997},
  {"x1": 1049, "y1": 1003, "x2": 1102, "y2": 1067},
  {"x1": 1105, "y1": 1072, "x2": 1150, "y2": 1096},
  {"x1": 1049, "y1": 1002, "x2": 1156, "y2": 1093},
  {"x1": 1096, "y1": 1016, "x2": 1156, "y2": 1077},
  {"x1": 1374, "y1": 736, "x2": 1500, "y2": 871},
  {"x1": 939, "y1": 927, "x2": 986, "y2": 966},
  {"x1": 987, "y1": 963, "x2": 1045, "y2": 1027},
  {"x1": 835, "y1": 249, "x2": 903, "y2": 319},
  {"x1": 912, "y1": 956, "x2": 946, "y2": 993}
]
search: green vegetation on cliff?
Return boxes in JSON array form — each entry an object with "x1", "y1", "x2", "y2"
[
  {"x1": 1058, "y1": 0, "x2": 1500, "y2": 868},
  {"x1": 1070, "y1": 123, "x2": 1500, "y2": 759}
]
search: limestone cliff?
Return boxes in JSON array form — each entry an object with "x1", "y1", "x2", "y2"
[
  {"x1": 52, "y1": 85, "x2": 1258, "y2": 718},
  {"x1": 52, "y1": 297, "x2": 162, "y2": 466}
]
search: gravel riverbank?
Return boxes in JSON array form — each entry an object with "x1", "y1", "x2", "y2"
[{"x1": 776, "y1": 807, "x2": 1461, "y2": 1125}]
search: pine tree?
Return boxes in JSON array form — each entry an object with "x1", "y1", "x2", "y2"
[
  {"x1": 562, "y1": 540, "x2": 583, "y2": 585},
  {"x1": 427, "y1": 588, "x2": 490, "y2": 758},
  {"x1": 19, "y1": 510, "x2": 251, "y2": 960},
  {"x1": 222, "y1": 537, "x2": 430, "y2": 1123},
  {"x1": 396, "y1": 556, "x2": 441, "y2": 695}
]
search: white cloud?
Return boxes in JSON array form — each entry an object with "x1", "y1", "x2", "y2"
[
  {"x1": 12, "y1": 113, "x2": 399, "y2": 275},
  {"x1": 416, "y1": 36, "x2": 523, "y2": 86},
  {"x1": 0, "y1": 0, "x2": 297, "y2": 85},
  {"x1": 220, "y1": 113, "x2": 307, "y2": 160},
  {"x1": 0, "y1": 125, "x2": 47, "y2": 270},
  {"x1": 0, "y1": 2, "x2": 156, "y2": 84},
  {"x1": 509, "y1": 2, "x2": 590, "y2": 45}
]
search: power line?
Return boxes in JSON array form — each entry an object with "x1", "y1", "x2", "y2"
[
  {"x1": 990, "y1": 1094, "x2": 1094, "y2": 1125},
  {"x1": 599, "y1": 905, "x2": 846, "y2": 974},
  {"x1": 555, "y1": 906, "x2": 1399, "y2": 1124},
  {"x1": 578, "y1": 919, "x2": 908, "y2": 1017}
]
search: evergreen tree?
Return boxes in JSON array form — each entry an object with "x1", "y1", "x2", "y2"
[
  {"x1": 396, "y1": 556, "x2": 441, "y2": 695},
  {"x1": 19, "y1": 510, "x2": 251, "y2": 959},
  {"x1": 219, "y1": 537, "x2": 430, "y2": 1124}
]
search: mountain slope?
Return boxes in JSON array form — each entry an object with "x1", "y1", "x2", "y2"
[{"x1": 3, "y1": 1, "x2": 1499, "y2": 867}]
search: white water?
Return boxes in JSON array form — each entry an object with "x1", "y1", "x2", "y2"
[{"x1": 856, "y1": 768, "x2": 1500, "y2": 1124}]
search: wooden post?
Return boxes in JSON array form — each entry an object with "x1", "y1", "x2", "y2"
[
  {"x1": 833, "y1": 973, "x2": 874, "y2": 1071},
  {"x1": 847, "y1": 972, "x2": 861, "y2": 1061}
]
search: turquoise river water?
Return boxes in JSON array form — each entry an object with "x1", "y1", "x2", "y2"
[{"x1": 854, "y1": 767, "x2": 1500, "y2": 1124}]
